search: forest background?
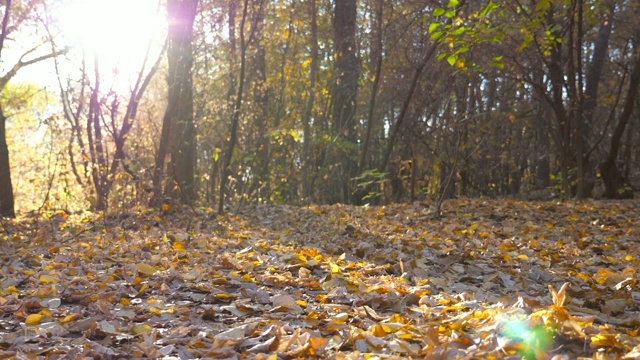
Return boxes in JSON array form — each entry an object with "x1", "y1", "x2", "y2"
[
  {"x1": 1, "y1": 1, "x2": 640, "y2": 358},
  {"x1": 0, "y1": 0, "x2": 639, "y2": 215}
]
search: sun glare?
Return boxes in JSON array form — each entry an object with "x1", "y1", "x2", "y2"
[{"x1": 59, "y1": 0, "x2": 166, "y2": 85}]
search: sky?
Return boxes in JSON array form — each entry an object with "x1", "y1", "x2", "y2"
[{"x1": 12, "y1": 0, "x2": 167, "y2": 93}]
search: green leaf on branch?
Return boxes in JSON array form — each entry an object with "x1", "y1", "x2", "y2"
[
  {"x1": 480, "y1": 1, "x2": 500, "y2": 17},
  {"x1": 448, "y1": 0, "x2": 459, "y2": 8},
  {"x1": 434, "y1": 7, "x2": 445, "y2": 17},
  {"x1": 428, "y1": 23, "x2": 440, "y2": 34},
  {"x1": 451, "y1": 26, "x2": 466, "y2": 36},
  {"x1": 447, "y1": 55, "x2": 458, "y2": 66}
]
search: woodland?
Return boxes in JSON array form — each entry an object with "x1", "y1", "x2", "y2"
[{"x1": 0, "y1": 0, "x2": 639, "y2": 358}]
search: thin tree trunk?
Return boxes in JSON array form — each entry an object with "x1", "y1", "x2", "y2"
[
  {"x1": 219, "y1": 0, "x2": 251, "y2": 214},
  {"x1": 601, "y1": 40, "x2": 640, "y2": 199},
  {"x1": 301, "y1": 0, "x2": 318, "y2": 201},
  {"x1": 577, "y1": 1, "x2": 614, "y2": 198},
  {"x1": 358, "y1": 0, "x2": 383, "y2": 175},
  {"x1": 378, "y1": 43, "x2": 436, "y2": 175},
  {"x1": 331, "y1": 0, "x2": 358, "y2": 203}
]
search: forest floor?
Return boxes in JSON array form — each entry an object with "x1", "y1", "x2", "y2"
[{"x1": 0, "y1": 199, "x2": 639, "y2": 359}]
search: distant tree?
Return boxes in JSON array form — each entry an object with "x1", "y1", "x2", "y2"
[
  {"x1": 0, "y1": 0, "x2": 66, "y2": 217},
  {"x1": 55, "y1": 47, "x2": 165, "y2": 211},
  {"x1": 218, "y1": 0, "x2": 266, "y2": 213},
  {"x1": 600, "y1": 28, "x2": 640, "y2": 199}
]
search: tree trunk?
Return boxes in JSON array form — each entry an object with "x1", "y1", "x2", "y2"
[
  {"x1": 248, "y1": 1, "x2": 268, "y2": 201},
  {"x1": 0, "y1": 107, "x2": 14, "y2": 218},
  {"x1": 169, "y1": 0, "x2": 198, "y2": 203},
  {"x1": 330, "y1": 0, "x2": 358, "y2": 203},
  {"x1": 601, "y1": 37, "x2": 640, "y2": 199},
  {"x1": 301, "y1": 0, "x2": 318, "y2": 201},
  {"x1": 577, "y1": 1, "x2": 614, "y2": 198},
  {"x1": 219, "y1": 0, "x2": 251, "y2": 214},
  {"x1": 354, "y1": 0, "x2": 383, "y2": 204},
  {"x1": 378, "y1": 43, "x2": 436, "y2": 176},
  {"x1": 358, "y1": 0, "x2": 383, "y2": 175},
  {"x1": 153, "y1": 0, "x2": 198, "y2": 205},
  {"x1": 0, "y1": 0, "x2": 66, "y2": 217}
]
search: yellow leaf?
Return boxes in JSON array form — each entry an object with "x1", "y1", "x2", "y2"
[
  {"x1": 136, "y1": 263, "x2": 158, "y2": 276},
  {"x1": 309, "y1": 337, "x2": 329, "y2": 351},
  {"x1": 241, "y1": 274, "x2": 255, "y2": 283},
  {"x1": 331, "y1": 313, "x2": 349, "y2": 324},
  {"x1": 39, "y1": 275, "x2": 59, "y2": 284},
  {"x1": 575, "y1": 272, "x2": 591, "y2": 282},
  {"x1": 61, "y1": 314, "x2": 80, "y2": 324},
  {"x1": 329, "y1": 262, "x2": 341, "y2": 274},
  {"x1": 132, "y1": 324, "x2": 152, "y2": 335},
  {"x1": 443, "y1": 305, "x2": 467, "y2": 312},
  {"x1": 590, "y1": 334, "x2": 622, "y2": 348},
  {"x1": 3, "y1": 285, "x2": 18, "y2": 295},
  {"x1": 214, "y1": 293, "x2": 237, "y2": 301},
  {"x1": 370, "y1": 324, "x2": 387, "y2": 336},
  {"x1": 149, "y1": 307, "x2": 162, "y2": 316},
  {"x1": 516, "y1": 254, "x2": 529, "y2": 261},
  {"x1": 549, "y1": 282, "x2": 569, "y2": 307},
  {"x1": 25, "y1": 313, "x2": 44, "y2": 325},
  {"x1": 173, "y1": 241, "x2": 185, "y2": 252},
  {"x1": 594, "y1": 268, "x2": 621, "y2": 286},
  {"x1": 138, "y1": 284, "x2": 148, "y2": 295},
  {"x1": 380, "y1": 323, "x2": 403, "y2": 333}
]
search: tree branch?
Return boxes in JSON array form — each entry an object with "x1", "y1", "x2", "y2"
[{"x1": 0, "y1": 46, "x2": 69, "y2": 90}]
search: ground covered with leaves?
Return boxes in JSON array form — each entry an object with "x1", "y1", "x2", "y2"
[{"x1": 0, "y1": 199, "x2": 639, "y2": 359}]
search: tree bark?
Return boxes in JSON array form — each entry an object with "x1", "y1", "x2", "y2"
[
  {"x1": 577, "y1": 1, "x2": 614, "y2": 198},
  {"x1": 601, "y1": 38, "x2": 640, "y2": 199},
  {"x1": 153, "y1": 0, "x2": 198, "y2": 205},
  {"x1": 330, "y1": 0, "x2": 358, "y2": 203},
  {"x1": 0, "y1": 107, "x2": 14, "y2": 217}
]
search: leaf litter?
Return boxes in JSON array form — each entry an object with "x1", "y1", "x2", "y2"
[{"x1": 0, "y1": 199, "x2": 639, "y2": 359}]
